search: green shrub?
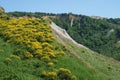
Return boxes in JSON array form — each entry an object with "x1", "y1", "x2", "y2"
[
  {"x1": 57, "y1": 68, "x2": 77, "y2": 80},
  {"x1": 4, "y1": 58, "x2": 12, "y2": 65},
  {"x1": 41, "y1": 71, "x2": 57, "y2": 80}
]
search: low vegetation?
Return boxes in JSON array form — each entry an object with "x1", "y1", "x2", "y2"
[
  {"x1": 0, "y1": 11, "x2": 76, "y2": 79},
  {"x1": 7, "y1": 12, "x2": 120, "y2": 61},
  {"x1": 0, "y1": 8, "x2": 120, "y2": 80}
]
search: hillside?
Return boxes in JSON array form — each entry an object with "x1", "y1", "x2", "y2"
[
  {"x1": 50, "y1": 22, "x2": 120, "y2": 80},
  {"x1": 51, "y1": 13, "x2": 120, "y2": 61},
  {"x1": 0, "y1": 13, "x2": 78, "y2": 79},
  {"x1": 0, "y1": 10, "x2": 120, "y2": 80},
  {"x1": 7, "y1": 12, "x2": 120, "y2": 61}
]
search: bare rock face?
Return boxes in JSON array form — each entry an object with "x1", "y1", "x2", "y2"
[
  {"x1": 0, "y1": 6, "x2": 5, "y2": 13},
  {"x1": 50, "y1": 22, "x2": 89, "y2": 49}
]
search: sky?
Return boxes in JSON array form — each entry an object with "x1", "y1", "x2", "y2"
[{"x1": 0, "y1": 0, "x2": 119, "y2": 18}]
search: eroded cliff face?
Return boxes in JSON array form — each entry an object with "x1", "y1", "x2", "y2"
[
  {"x1": 50, "y1": 22, "x2": 89, "y2": 49},
  {"x1": 0, "y1": 6, "x2": 5, "y2": 13}
]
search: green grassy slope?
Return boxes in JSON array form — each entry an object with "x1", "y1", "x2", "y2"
[
  {"x1": 0, "y1": 17, "x2": 77, "y2": 80},
  {"x1": 0, "y1": 38, "x2": 43, "y2": 80},
  {"x1": 6, "y1": 12, "x2": 120, "y2": 61},
  {"x1": 0, "y1": 9, "x2": 120, "y2": 79},
  {"x1": 0, "y1": 18, "x2": 120, "y2": 80},
  {"x1": 51, "y1": 23, "x2": 120, "y2": 80},
  {"x1": 0, "y1": 18, "x2": 107, "y2": 80},
  {"x1": 0, "y1": 16, "x2": 108, "y2": 80}
]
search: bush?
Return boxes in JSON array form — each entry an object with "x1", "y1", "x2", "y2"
[
  {"x1": 41, "y1": 71, "x2": 57, "y2": 80},
  {"x1": 10, "y1": 55, "x2": 21, "y2": 60},
  {"x1": 24, "y1": 51, "x2": 33, "y2": 59},
  {"x1": 47, "y1": 62, "x2": 54, "y2": 67},
  {"x1": 4, "y1": 58, "x2": 12, "y2": 65},
  {"x1": 57, "y1": 51, "x2": 65, "y2": 55},
  {"x1": 57, "y1": 68, "x2": 77, "y2": 80},
  {"x1": 41, "y1": 56, "x2": 50, "y2": 62}
]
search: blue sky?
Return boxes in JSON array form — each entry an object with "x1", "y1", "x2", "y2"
[{"x1": 0, "y1": 0, "x2": 119, "y2": 18}]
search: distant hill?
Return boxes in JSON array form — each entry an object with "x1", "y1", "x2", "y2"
[{"x1": 51, "y1": 13, "x2": 120, "y2": 61}]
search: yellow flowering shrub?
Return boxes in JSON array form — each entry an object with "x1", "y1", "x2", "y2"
[
  {"x1": 41, "y1": 71, "x2": 48, "y2": 77},
  {"x1": 57, "y1": 68, "x2": 77, "y2": 80},
  {"x1": 42, "y1": 42, "x2": 53, "y2": 49},
  {"x1": 41, "y1": 68, "x2": 77, "y2": 80},
  {"x1": 47, "y1": 62, "x2": 54, "y2": 67},
  {"x1": 43, "y1": 47, "x2": 54, "y2": 53},
  {"x1": 0, "y1": 18, "x2": 58, "y2": 59},
  {"x1": 10, "y1": 55, "x2": 21, "y2": 60},
  {"x1": 41, "y1": 55, "x2": 50, "y2": 62},
  {"x1": 31, "y1": 42, "x2": 42, "y2": 50},
  {"x1": 0, "y1": 16, "x2": 76, "y2": 79},
  {"x1": 48, "y1": 52, "x2": 56, "y2": 58},
  {"x1": 4, "y1": 58, "x2": 12, "y2": 64},
  {"x1": 24, "y1": 51, "x2": 33, "y2": 59},
  {"x1": 47, "y1": 72, "x2": 57, "y2": 79},
  {"x1": 57, "y1": 51, "x2": 65, "y2": 55},
  {"x1": 34, "y1": 49, "x2": 42, "y2": 56},
  {"x1": 41, "y1": 71, "x2": 57, "y2": 80}
]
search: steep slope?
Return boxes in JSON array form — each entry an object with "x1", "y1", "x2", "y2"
[
  {"x1": 0, "y1": 11, "x2": 108, "y2": 80},
  {"x1": 7, "y1": 12, "x2": 120, "y2": 61},
  {"x1": 1, "y1": 11, "x2": 120, "y2": 79},
  {"x1": 0, "y1": 16, "x2": 78, "y2": 80},
  {"x1": 50, "y1": 22, "x2": 88, "y2": 49},
  {"x1": 51, "y1": 14, "x2": 120, "y2": 61},
  {"x1": 50, "y1": 22, "x2": 120, "y2": 80}
]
